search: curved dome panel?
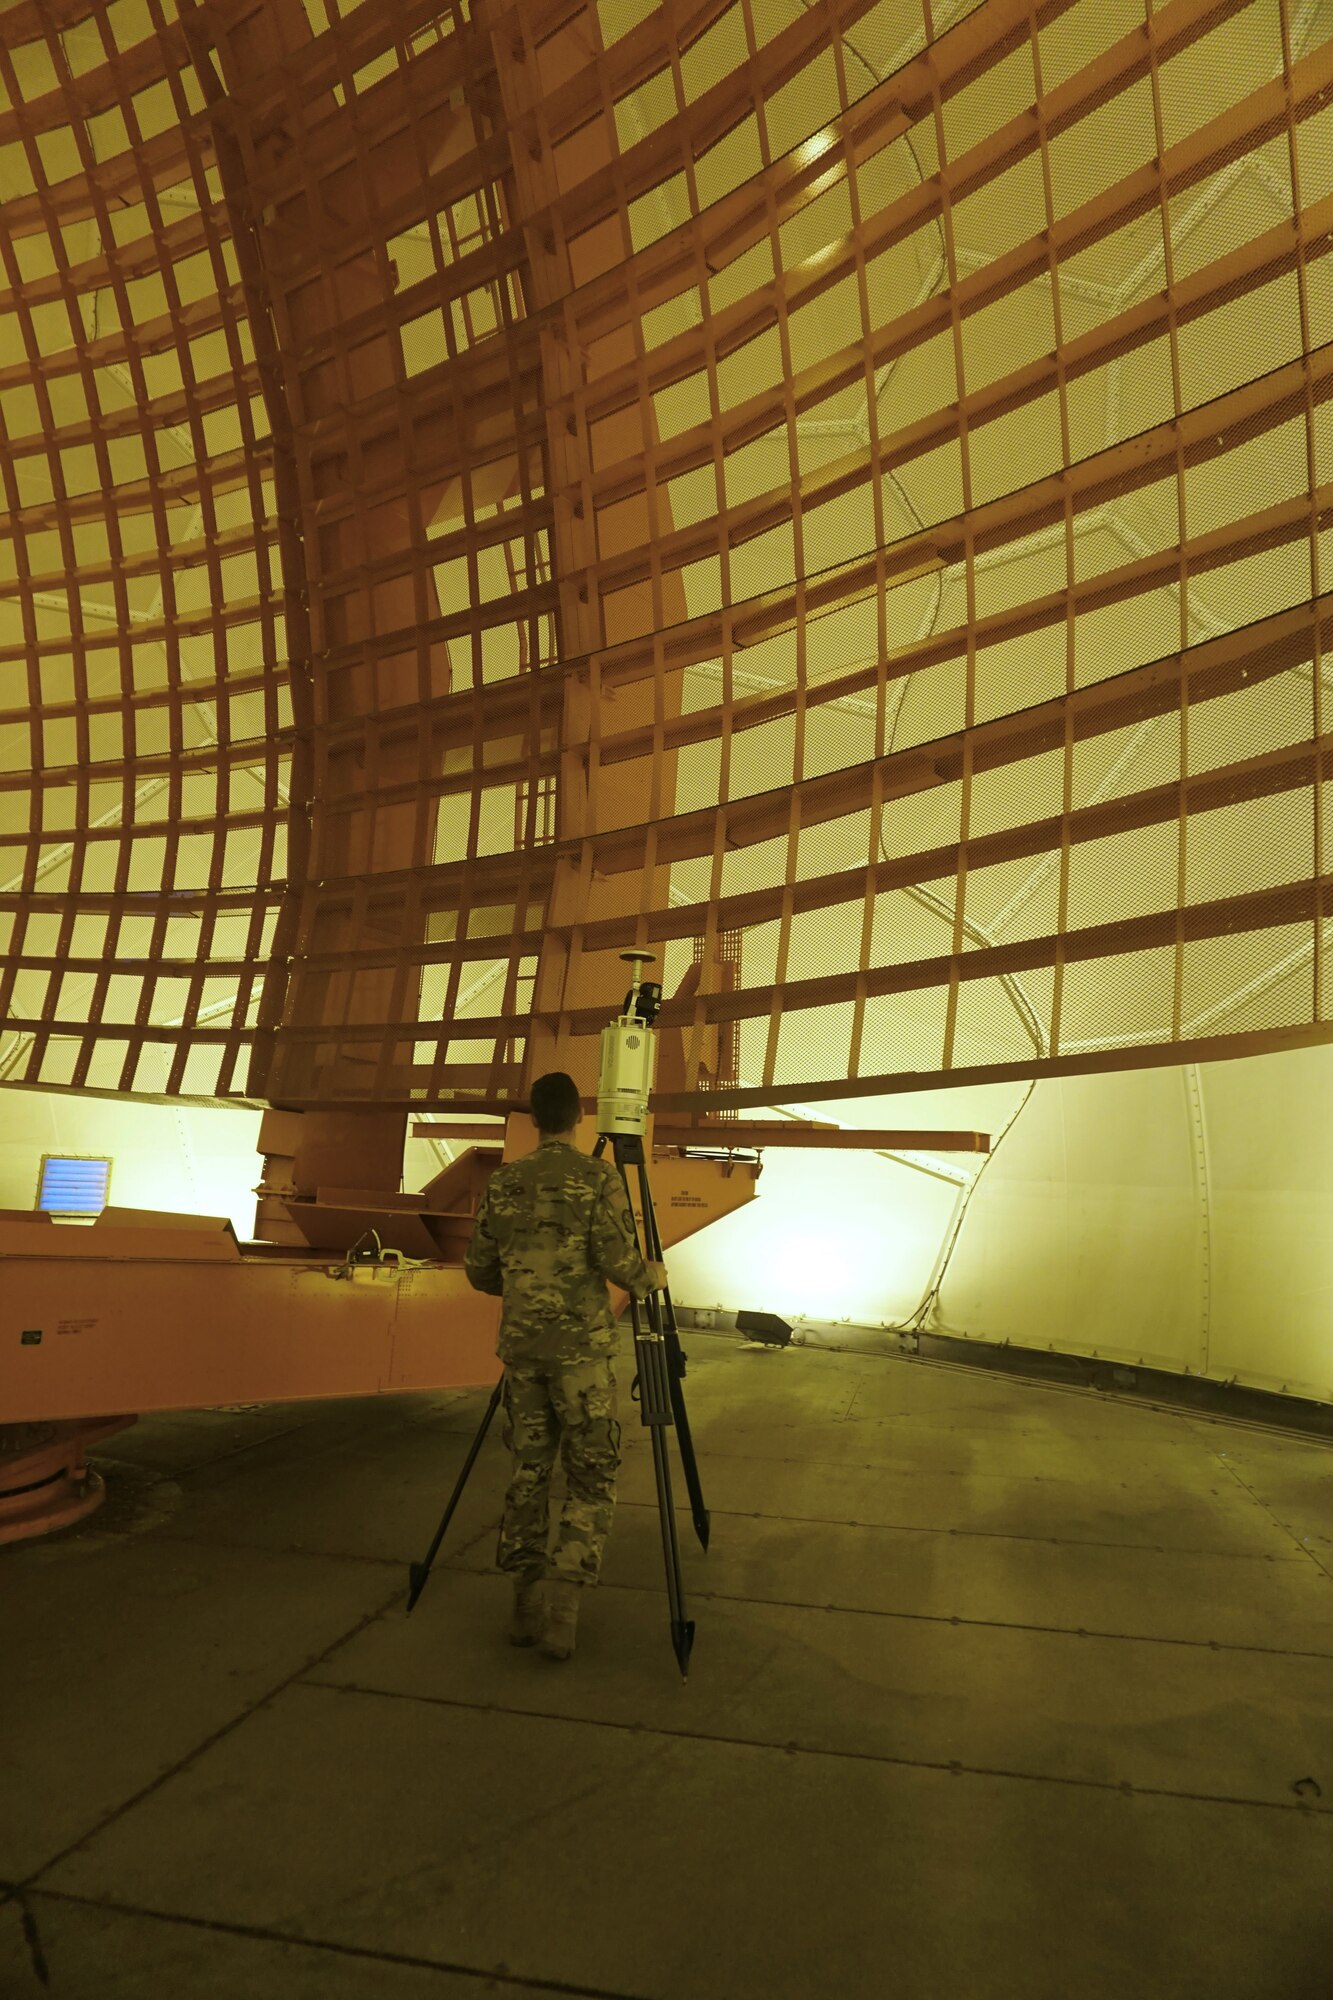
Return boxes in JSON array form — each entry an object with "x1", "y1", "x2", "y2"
[{"x1": 1, "y1": 0, "x2": 1330, "y2": 1111}]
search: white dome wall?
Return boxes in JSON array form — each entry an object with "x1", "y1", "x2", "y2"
[
  {"x1": 666, "y1": 1047, "x2": 1333, "y2": 1407},
  {"x1": 935, "y1": 1068, "x2": 1206, "y2": 1375},
  {"x1": 0, "y1": 1089, "x2": 262, "y2": 1242},
  {"x1": 1195, "y1": 1047, "x2": 1333, "y2": 1401},
  {"x1": 939, "y1": 1045, "x2": 1333, "y2": 1404}
]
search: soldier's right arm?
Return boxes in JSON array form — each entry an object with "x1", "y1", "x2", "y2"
[{"x1": 588, "y1": 1168, "x2": 660, "y2": 1297}]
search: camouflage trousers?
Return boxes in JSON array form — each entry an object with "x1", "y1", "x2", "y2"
[{"x1": 496, "y1": 1357, "x2": 621, "y2": 1585}]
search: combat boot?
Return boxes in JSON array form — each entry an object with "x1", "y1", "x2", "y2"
[
  {"x1": 508, "y1": 1572, "x2": 545, "y2": 1647},
  {"x1": 539, "y1": 1578, "x2": 581, "y2": 1660}
]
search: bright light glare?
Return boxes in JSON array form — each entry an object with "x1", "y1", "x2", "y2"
[{"x1": 665, "y1": 1147, "x2": 958, "y2": 1326}]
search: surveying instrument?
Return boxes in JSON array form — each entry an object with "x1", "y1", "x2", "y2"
[{"x1": 407, "y1": 951, "x2": 708, "y2": 1679}]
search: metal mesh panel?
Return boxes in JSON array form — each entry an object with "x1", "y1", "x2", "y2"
[{"x1": 0, "y1": 0, "x2": 1329, "y2": 1112}]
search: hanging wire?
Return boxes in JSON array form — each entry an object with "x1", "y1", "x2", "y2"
[{"x1": 893, "y1": 1077, "x2": 1039, "y2": 1333}]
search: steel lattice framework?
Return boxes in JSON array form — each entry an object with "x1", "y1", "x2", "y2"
[{"x1": 0, "y1": 0, "x2": 1330, "y2": 1113}]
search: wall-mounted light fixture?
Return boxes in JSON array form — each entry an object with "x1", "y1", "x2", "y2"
[{"x1": 36, "y1": 1155, "x2": 112, "y2": 1218}]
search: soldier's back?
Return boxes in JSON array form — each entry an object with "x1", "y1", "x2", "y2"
[{"x1": 483, "y1": 1141, "x2": 622, "y2": 1362}]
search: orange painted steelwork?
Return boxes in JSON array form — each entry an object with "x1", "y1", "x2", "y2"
[
  {"x1": 0, "y1": 1145, "x2": 758, "y2": 1427},
  {"x1": 0, "y1": 0, "x2": 1327, "y2": 1113},
  {"x1": 0, "y1": 1416, "x2": 133, "y2": 1546},
  {"x1": 416, "y1": 1120, "x2": 993, "y2": 1151}
]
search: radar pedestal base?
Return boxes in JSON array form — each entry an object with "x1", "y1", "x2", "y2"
[{"x1": 0, "y1": 1417, "x2": 134, "y2": 1546}]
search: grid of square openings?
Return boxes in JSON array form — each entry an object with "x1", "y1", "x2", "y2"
[{"x1": 0, "y1": 0, "x2": 1329, "y2": 1114}]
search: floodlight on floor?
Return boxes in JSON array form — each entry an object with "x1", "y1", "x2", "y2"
[{"x1": 736, "y1": 1310, "x2": 794, "y2": 1347}]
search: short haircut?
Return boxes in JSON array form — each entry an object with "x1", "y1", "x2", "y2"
[{"x1": 530, "y1": 1071, "x2": 582, "y2": 1133}]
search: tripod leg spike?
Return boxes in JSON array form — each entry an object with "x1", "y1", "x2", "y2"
[{"x1": 405, "y1": 1375, "x2": 503, "y2": 1616}]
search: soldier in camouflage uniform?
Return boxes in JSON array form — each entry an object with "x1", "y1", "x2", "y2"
[{"x1": 464, "y1": 1071, "x2": 666, "y2": 1660}]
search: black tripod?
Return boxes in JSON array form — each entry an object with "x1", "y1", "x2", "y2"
[
  {"x1": 594, "y1": 1129, "x2": 709, "y2": 1678},
  {"x1": 407, "y1": 1136, "x2": 709, "y2": 1679}
]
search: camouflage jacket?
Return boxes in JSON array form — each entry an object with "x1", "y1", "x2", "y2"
[{"x1": 463, "y1": 1135, "x2": 656, "y2": 1363}]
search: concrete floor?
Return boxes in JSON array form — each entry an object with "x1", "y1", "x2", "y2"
[{"x1": 3, "y1": 1330, "x2": 1332, "y2": 1999}]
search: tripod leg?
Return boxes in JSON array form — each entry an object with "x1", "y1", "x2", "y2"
[
  {"x1": 406, "y1": 1374, "x2": 503, "y2": 1615},
  {"x1": 602, "y1": 1132, "x2": 696, "y2": 1675},
  {"x1": 635, "y1": 1160, "x2": 710, "y2": 1552},
  {"x1": 628, "y1": 1290, "x2": 695, "y2": 1679},
  {"x1": 663, "y1": 1325, "x2": 709, "y2": 1552}
]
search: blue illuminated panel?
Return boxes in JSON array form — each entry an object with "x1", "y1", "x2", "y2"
[{"x1": 37, "y1": 1156, "x2": 112, "y2": 1216}]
